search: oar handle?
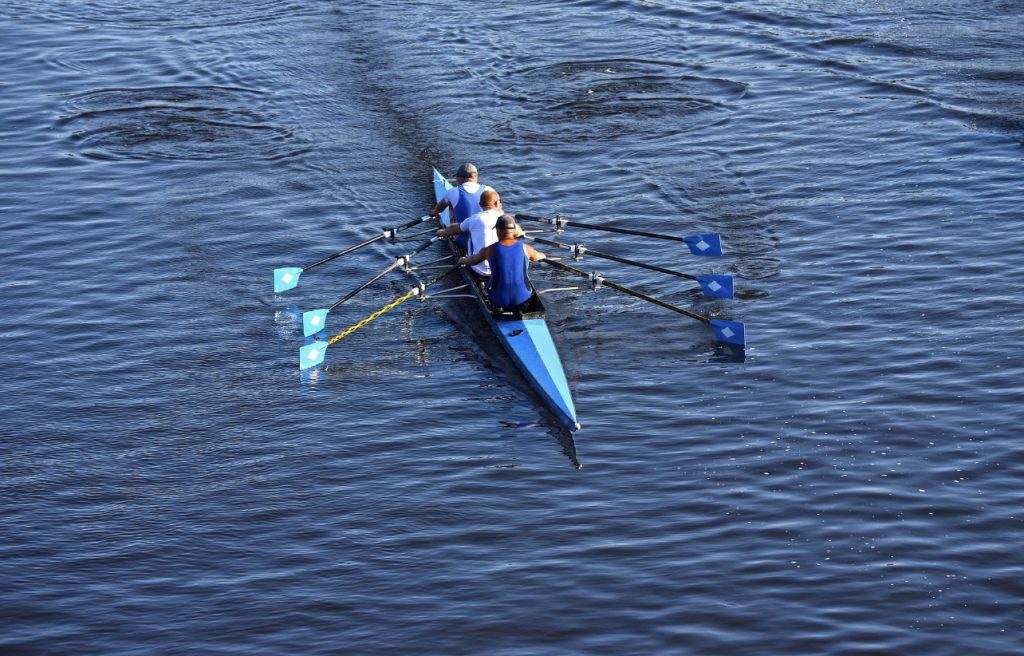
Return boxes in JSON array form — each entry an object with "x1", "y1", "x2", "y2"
[
  {"x1": 410, "y1": 235, "x2": 440, "y2": 256},
  {"x1": 516, "y1": 213, "x2": 684, "y2": 243},
  {"x1": 398, "y1": 214, "x2": 434, "y2": 231}
]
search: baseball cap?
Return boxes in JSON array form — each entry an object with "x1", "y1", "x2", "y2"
[
  {"x1": 496, "y1": 213, "x2": 518, "y2": 232},
  {"x1": 456, "y1": 163, "x2": 478, "y2": 178}
]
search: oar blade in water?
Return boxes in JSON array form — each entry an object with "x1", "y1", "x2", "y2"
[
  {"x1": 299, "y1": 341, "x2": 327, "y2": 370},
  {"x1": 302, "y1": 308, "x2": 329, "y2": 337},
  {"x1": 710, "y1": 319, "x2": 745, "y2": 346},
  {"x1": 274, "y1": 267, "x2": 304, "y2": 293},
  {"x1": 696, "y1": 274, "x2": 734, "y2": 299},
  {"x1": 683, "y1": 233, "x2": 722, "y2": 257}
]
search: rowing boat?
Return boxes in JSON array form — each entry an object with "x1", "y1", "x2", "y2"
[
  {"x1": 286, "y1": 174, "x2": 743, "y2": 435},
  {"x1": 432, "y1": 168, "x2": 580, "y2": 431}
]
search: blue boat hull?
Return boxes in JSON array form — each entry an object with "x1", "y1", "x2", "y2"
[{"x1": 432, "y1": 168, "x2": 579, "y2": 431}]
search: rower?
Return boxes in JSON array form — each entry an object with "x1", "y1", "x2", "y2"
[
  {"x1": 430, "y1": 163, "x2": 493, "y2": 250},
  {"x1": 460, "y1": 214, "x2": 546, "y2": 311},
  {"x1": 436, "y1": 190, "x2": 504, "y2": 280}
]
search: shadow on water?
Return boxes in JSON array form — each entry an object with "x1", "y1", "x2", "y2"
[
  {"x1": 429, "y1": 301, "x2": 583, "y2": 470},
  {"x1": 284, "y1": 273, "x2": 582, "y2": 469},
  {"x1": 57, "y1": 86, "x2": 310, "y2": 162},
  {"x1": 500, "y1": 418, "x2": 582, "y2": 470},
  {"x1": 552, "y1": 423, "x2": 582, "y2": 470},
  {"x1": 708, "y1": 343, "x2": 746, "y2": 364}
]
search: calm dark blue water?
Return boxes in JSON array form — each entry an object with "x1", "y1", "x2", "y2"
[{"x1": 3, "y1": 1, "x2": 1023, "y2": 653}]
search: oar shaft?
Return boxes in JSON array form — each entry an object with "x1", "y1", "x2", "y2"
[
  {"x1": 603, "y1": 278, "x2": 708, "y2": 324},
  {"x1": 529, "y1": 236, "x2": 697, "y2": 282},
  {"x1": 328, "y1": 236, "x2": 440, "y2": 311},
  {"x1": 325, "y1": 264, "x2": 461, "y2": 346},
  {"x1": 305, "y1": 215, "x2": 432, "y2": 271},
  {"x1": 306, "y1": 234, "x2": 384, "y2": 271},
  {"x1": 544, "y1": 259, "x2": 709, "y2": 325},
  {"x1": 396, "y1": 214, "x2": 435, "y2": 231},
  {"x1": 330, "y1": 261, "x2": 401, "y2": 310},
  {"x1": 516, "y1": 213, "x2": 684, "y2": 243}
]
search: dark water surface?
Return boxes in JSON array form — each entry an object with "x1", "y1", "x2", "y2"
[{"x1": 3, "y1": 1, "x2": 1023, "y2": 653}]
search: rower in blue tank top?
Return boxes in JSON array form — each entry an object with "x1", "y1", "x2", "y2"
[
  {"x1": 429, "y1": 163, "x2": 493, "y2": 250},
  {"x1": 460, "y1": 214, "x2": 547, "y2": 311}
]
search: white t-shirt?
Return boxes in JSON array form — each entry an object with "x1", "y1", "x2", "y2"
[
  {"x1": 460, "y1": 208, "x2": 502, "y2": 276},
  {"x1": 443, "y1": 182, "x2": 493, "y2": 219}
]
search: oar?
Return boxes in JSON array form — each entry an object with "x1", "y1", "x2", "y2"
[
  {"x1": 515, "y1": 213, "x2": 722, "y2": 257},
  {"x1": 302, "y1": 236, "x2": 441, "y2": 336},
  {"x1": 528, "y1": 236, "x2": 733, "y2": 299},
  {"x1": 543, "y1": 259, "x2": 745, "y2": 346},
  {"x1": 299, "y1": 264, "x2": 462, "y2": 369},
  {"x1": 273, "y1": 215, "x2": 433, "y2": 293}
]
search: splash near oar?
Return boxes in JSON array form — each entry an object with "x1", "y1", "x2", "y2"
[
  {"x1": 299, "y1": 264, "x2": 461, "y2": 370},
  {"x1": 273, "y1": 215, "x2": 433, "y2": 293},
  {"x1": 515, "y1": 213, "x2": 723, "y2": 257}
]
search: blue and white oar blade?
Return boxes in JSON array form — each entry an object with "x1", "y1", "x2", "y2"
[
  {"x1": 683, "y1": 233, "x2": 723, "y2": 257},
  {"x1": 299, "y1": 341, "x2": 328, "y2": 370},
  {"x1": 696, "y1": 274, "x2": 733, "y2": 299},
  {"x1": 710, "y1": 319, "x2": 745, "y2": 346},
  {"x1": 302, "y1": 308, "x2": 329, "y2": 337},
  {"x1": 274, "y1": 267, "x2": 304, "y2": 293}
]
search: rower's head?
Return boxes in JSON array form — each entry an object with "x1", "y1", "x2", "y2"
[
  {"x1": 456, "y1": 162, "x2": 478, "y2": 182},
  {"x1": 479, "y1": 189, "x2": 500, "y2": 210},
  {"x1": 497, "y1": 214, "x2": 518, "y2": 238}
]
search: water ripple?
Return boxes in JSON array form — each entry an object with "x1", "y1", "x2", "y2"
[
  {"x1": 497, "y1": 58, "x2": 748, "y2": 142},
  {"x1": 57, "y1": 86, "x2": 309, "y2": 161},
  {"x1": 1, "y1": 0, "x2": 315, "y2": 29},
  {"x1": 3, "y1": 0, "x2": 1024, "y2": 654}
]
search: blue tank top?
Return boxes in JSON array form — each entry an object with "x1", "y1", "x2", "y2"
[
  {"x1": 454, "y1": 185, "x2": 483, "y2": 223},
  {"x1": 486, "y1": 242, "x2": 533, "y2": 309}
]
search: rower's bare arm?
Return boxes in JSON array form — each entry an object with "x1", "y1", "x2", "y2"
[
  {"x1": 430, "y1": 199, "x2": 450, "y2": 217},
  {"x1": 525, "y1": 244, "x2": 546, "y2": 261},
  {"x1": 435, "y1": 222, "x2": 461, "y2": 237},
  {"x1": 460, "y1": 246, "x2": 491, "y2": 266}
]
